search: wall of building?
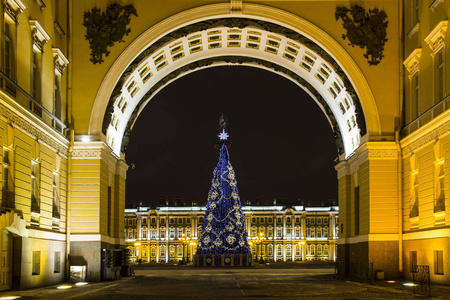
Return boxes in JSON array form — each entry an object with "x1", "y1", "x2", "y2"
[{"x1": 125, "y1": 206, "x2": 338, "y2": 263}]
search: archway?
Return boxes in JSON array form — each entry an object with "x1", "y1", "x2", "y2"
[{"x1": 89, "y1": 3, "x2": 380, "y2": 159}]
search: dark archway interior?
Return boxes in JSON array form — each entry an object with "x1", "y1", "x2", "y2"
[{"x1": 125, "y1": 66, "x2": 338, "y2": 208}]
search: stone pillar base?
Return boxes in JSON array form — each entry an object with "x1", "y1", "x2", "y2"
[{"x1": 193, "y1": 254, "x2": 253, "y2": 267}]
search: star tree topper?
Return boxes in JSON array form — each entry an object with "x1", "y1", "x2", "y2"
[{"x1": 218, "y1": 129, "x2": 229, "y2": 140}]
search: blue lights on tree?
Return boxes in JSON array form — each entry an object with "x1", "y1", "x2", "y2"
[{"x1": 196, "y1": 128, "x2": 250, "y2": 255}]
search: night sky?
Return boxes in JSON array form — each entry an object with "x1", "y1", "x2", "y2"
[{"x1": 125, "y1": 66, "x2": 338, "y2": 208}]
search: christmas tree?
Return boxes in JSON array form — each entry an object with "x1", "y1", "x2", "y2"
[{"x1": 195, "y1": 118, "x2": 251, "y2": 259}]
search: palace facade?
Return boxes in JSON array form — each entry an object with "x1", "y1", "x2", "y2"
[{"x1": 124, "y1": 205, "x2": 339, "y2": 263}]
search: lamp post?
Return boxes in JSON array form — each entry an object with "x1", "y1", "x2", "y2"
[
  {"x1": 254, "y1": 232, "x2": 266, "y2": 264},
  {"x1": 180, "y1": 234, "x2": 190, "y2": 264}
]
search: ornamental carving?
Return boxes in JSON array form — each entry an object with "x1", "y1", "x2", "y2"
[
  {"x1": 335, "y1": 5, "x2": 388, "y2": 66},
  {"x1": 83, "y1": 3, "x2": 137, "y2": 64}
]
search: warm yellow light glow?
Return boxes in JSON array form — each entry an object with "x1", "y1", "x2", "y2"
[
  {"x1": 0, "y1": 296, "x2": 21, "y2": 299},
  {"x1": 387, "y1": 281, "x2": 395, "y2": 283},
  {"x1": 403, "y1": 283, "x2": 417, "y2": 287},
  {"x1": 57, "y1": 285, "x2": 72, "y2": 289},
  {"x1": 134, "y1": 242, "x2": 141, "y2": 246},
  {"x1": 75, "y1": 282, "x2": 88, "y2": 286}
]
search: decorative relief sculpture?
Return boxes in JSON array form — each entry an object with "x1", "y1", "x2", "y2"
[
  {"x1": 83, "y1": 3, "x2": 137, "y2": 64},
  {"x1": 335, "y1": 5, "x2": 388, "y2": 66}
]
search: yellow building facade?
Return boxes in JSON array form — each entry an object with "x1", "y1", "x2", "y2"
[
  {"x1": 0, "y1": 0, "x2": 448, "y2": 289},
  {"x1": 125, "y1": 205, "x2": 339, "y2": 263}
]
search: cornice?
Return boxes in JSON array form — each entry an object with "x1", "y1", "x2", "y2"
[
  {"x1": 424, "y1": 21, "x2": 448, "y2": 54},
  {"x1": 401, "y1": 109, "x2": 450, "y2": 154},
  {"x1": 403, "y1": 48, "x2": 422, "y2": 78}
]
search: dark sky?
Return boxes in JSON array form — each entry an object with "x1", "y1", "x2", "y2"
[{"x1": 125, "y1": 66, "x2": 338, "y2": 208}]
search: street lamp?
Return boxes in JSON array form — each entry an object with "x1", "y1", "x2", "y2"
[
  {"x1": 254, "y1": 232, "x2": 266, "y2": 264},
  {"x1": 180, "y1": 234, "x2": 190, "y2": 264}
]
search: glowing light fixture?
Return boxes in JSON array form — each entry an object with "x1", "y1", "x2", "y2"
[
  {"x1": 75, "y1": 282, "x2": 88, "y2": 286},
  {"x1": 403, "y1": 283, "x2": 417, "y2": 287},
  {"x1": 81, "y1": 136, "x2": 90, "y2": 142},
  {"x1": 0, "y1": 296, "x2": 21, "y2": 299},
  {"x1": 57, "y1": 285, "x2": 72, "y2": 289},
  {"x1": 387, "y1": 281, "x2": 395, "y2": 283}
]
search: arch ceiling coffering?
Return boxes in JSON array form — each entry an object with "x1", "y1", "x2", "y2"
[{"x1": 91, "y1": 4, "x2": 379, "y2": 160}]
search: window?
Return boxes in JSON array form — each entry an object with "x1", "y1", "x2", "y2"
[
  {"x1": 267, "y1": 227, "x2": 273, "y2": 238},
  {"x1": 169, "y1": 228, "x2": 175, "y2": 238},
  {"x1": 3, "y1": 21, "x2": 13, "y2": 78},
  {"x1": 170, "y1": 218, "x2": 174, "y2": 224},
  {"x1": 268, "y1": 217, "x2": 272, "y2": 223},
  {"x1": 151, "y1": 247, "x2": 156, "y2": 257},
  {"x1": 54, "y1": 251, "x2": 61, "y2": 273},
  {"x1": 317, "y1": 227, "x2": 322, "y2": 238},
  {"x1": 277, "y1": 245, "x2": 282, "y2": 256},
  {"x1": 251, "y1": 226, "x2": 256, "y2": 237},
  {"x1": 199, "y1": 217, "x2": 203, "y2": 223},
  {"x1": 177, "y1": 245, "x2": 183, "y2": 257},
  {"x1": 252, "y1": 217, "x2": 256, "y2": 223},
  {"x1": 128, "y1": 219, "x2": 132, "y2": 226},
  {"x1": 151, "y1": 218, "x2": 156, "y2": 224},
  {"x1": 434, "y1": 250, "x2": 444, "y2": 275},
  {"x1": 411, "y1": 0, "x2": 419, "y2": 26},
  {"x1": 53, "y1": 73, "x2": 62, "y2": 119},
  {"x1": 160, "y1": 218, "x2": 165, "y2": 225},
  {"x1": 268, "y1": 244, "x2": 273, "y2": 256},
  {"x1": 160, "y1": 228, "x2": 165, "y2": 239},
  {"x1": 295, "y1": 227, "x2": 300, "y2": 238},
  {"x1": 311, "y1": 218, "x2": 315, "y2": 225},
  {"x1": 186, "y1": 229, "x2": 191, "y2": 238},
  {"x1": 310, "y1": 228, "x2": 315, "y2": 238},
  {"x1": 410, "y1": 251, "x2": 417, "y2": 272},
  {"x1": 169, "y1": 246, "x2": 175, "y2": 257},
  {"x1": 260, "y1": 217, "x2": 264, "y2": 223},
  {"x1": 276, "y1": 227, "x2": 282, "y2": 238},
  {"x1": 434, "y1": 140, "x2": 445, "y2": 213},
  {"x1": 286, "y1": 244, "x2": 292, "y2": 257},
  {"x1": 52, "y1": 171, "x2": 60, "y2": 220},
  {"x1": 186, "y1": 218, "x2": 191, "y2": 224},
  {"x1": 142, "y1": 218, "x2": 147, "y2": 225},
  {"x1": 31, "y1": 50, "x2": 42, "y2": 102},
  {"x1": 317, "y1": 218, "x2": 322, "y2": 224},
  {"x1": 295, "y1": 217, "x2": 300, "y2": 224},
  {"x1": 436, "y1": 49, "x2": 445, "y2": 103},
  {"x1": 178, "y1": 228, "x2": 183, "y2": 238},
  {"x1": 310, "y1": 245, "x2": 315, "y2": 256},
  {"x1": 128, "y1": 230, "x2": 133, "y2": 239},
  {"x1": 409, "y1": 71, "x2": 420, "y2": 122},
  {"x1": 318, "y1": 245, "x2": 322, "y2": 256},
  {"x1": 151, "y1": 230, "x2": 156, "y2": 239},
  {"x1": 31, "y1": 161, "x2": 40, "y2": 213},
  {"x1": 324, "y1": 245, "x2": 329, "y2": 257},
  {"x1": 323, "y1": 227, "x2": 328, "y2": 238},
  {"x1": 142, "y1": 228, "x2": 147, "y2": 239},
  {"x1": 32, "y1": 251, "x2": 40, "y2": 275},
  {"x1": 178, "y1": 218, "x2": 183, "y2": 224},
  {"x1": 295, "y1": 245, "x2": 301, "y2": 256},
  {"x1": 277, "y1": 217, "x2": 282, "y2": 224},
  {"x1": 2, "y1": 147, "x2": 14, "y2": 208},
  {"x1": 160, "y1": 245, "x2": 165, "y2": 257},
  {"x1": 286, "y1": 217, "x2": 291, "y2": 223}
]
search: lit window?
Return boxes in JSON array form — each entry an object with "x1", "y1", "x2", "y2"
[
  {"x1": 434, "y1": 250, "x2": 444, "y2": 275},
  {"x1": 436, "y1": 49, "x2": 445, "y2": 103}
]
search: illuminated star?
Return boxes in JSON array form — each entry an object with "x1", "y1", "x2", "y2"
[{"x1": 218, "y1": 129, "x2": 229, "y2": 140}]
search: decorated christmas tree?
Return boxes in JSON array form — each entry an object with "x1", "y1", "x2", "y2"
[{"x1": 194, "y1": 117, "x2": 251, "y2": 265}]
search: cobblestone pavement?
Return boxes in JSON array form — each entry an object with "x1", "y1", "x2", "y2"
[{"x1": 1, "y1": 262, "x2": 449, "y2": 299}]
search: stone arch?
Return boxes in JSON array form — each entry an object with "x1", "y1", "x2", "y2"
[{"x1": 89, "y1": 3, "x2": 380, "y2": 159}]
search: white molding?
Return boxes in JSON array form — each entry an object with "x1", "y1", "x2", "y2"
[
  {"x1": 403, "y1": 228, "x2": 450, "y2": 241},
  {"x1": 337, "y1": 233, "x2": 399, "y2": 244},
  {"x1": 29, "y1": 19, "x2": 51, "y2": 53},
  {"x1": 28, "y1": 228, "x2": 66, "y2": 241},
  {"x1": 407, "y1": 22, "x2": 420, "y2": 39},
  {"x1": 424, "y1": 21, "x2": 448, "y2": 54},
  {"x1": 429, "y1": 0, "x2": 445, "y2": 12},
  {"x1": 403, "y1": 48, "x2": 422, "y2": 78},
  {"x1": 70, "y1": 234, "x2": 125, "y2": 245},
  {"x1": 52, "y1": 48, "x2": 69, "y2": 75}
]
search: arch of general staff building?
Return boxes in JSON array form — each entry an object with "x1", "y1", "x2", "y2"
[{"x1": 75, "y1": 2, "x2": 400, "y2": 282}]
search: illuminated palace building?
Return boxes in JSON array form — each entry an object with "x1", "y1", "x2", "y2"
[
  {"x1": 0, "y1": 0, "x2": 449, "y2": 291},
  {"x1": 125, "y1": 204, "x2": 339, "y2": 263}
]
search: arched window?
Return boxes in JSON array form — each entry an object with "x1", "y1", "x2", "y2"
[
  {"x1": 251, "y1": 226, "x2": 257, "y2": 237},
  {"x1": 323, "y1": 227, "x2": 328, "y2": 238},
  {"x1": 295, "y1": 226, "x2": 300, "y2": 238},
  {"x1": 186, "y1": 227, "x2": 191, "y2": 238},
  {"x1": 169, "y1": 245, "x2": 175, "y2": 257},
  {"x1": 160, "y1": 245, "x2": 166, "y2": 257},
  {"x1": 268, "y1": 244, "x2": 273, "y2": 256},
  {"x1": 267, "y1": 226, "x2": 273, "y2": 238},
  {"x1": 177, "y1": 227, "x2": 183, "y2": 238},
  {"x1": 295, "y1": 245, "x2": 301, "y2": 256},
  {"x1": 277, "y1": 244, "x2": 283, "y2": 256},
  {"x1": 151, "y1": 246, "x2": 156, "y2": 257},
  {"x1": 317, "y1": 226, "x2": 322, "y2": 238},
  {"x1": 177, "y1": 245, "x2": 183, "y2": 257},
  {"x1": 277, "y1": 226, "x2": 282, "y2": 238},
  {"x1": 142, "y1": 227, "x2": 147, "y2": 239},
  {"x1": 306, "y1": 245, "x2": 310, "y2": 255},
  {"x1": 324, "y1": 245, "x2": 329, "y2": 257},
  {"x1": 169, "y1": 227, "x2": 175, "y2": 238},
  {"x1": 310, "y1": 244, "x2": 316, "y2": 256},
  {"x1": 310, "y1": 227, "x2": 315, "y2": 238},
  {"x1": 160, "y1": 227, "x2": 166, "y2": 239},
  {"x1": 286, "y1": 244, "x2": 292, "y2": 257},
  {"x1": 259, "y1": 226, "x2": 265, "y2": 235},
  {"x1": 318, "y1": 244, "x2": 322, "y2": 256}
]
